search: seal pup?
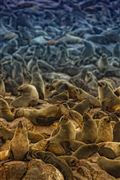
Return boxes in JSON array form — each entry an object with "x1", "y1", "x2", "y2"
[
  {"x1": 11, "y1": 84, "x2": 39, "y2": 108},
  {"x1": 10, "y1": 121, "x2": 29, "y2": 160},
  {"x1": 4, "y1": 75, "x2": 18, "y2": 96}
]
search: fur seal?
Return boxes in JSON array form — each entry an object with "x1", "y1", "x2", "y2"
[
  {"x1": 97, "y1": 54, "x2": 109, "y2": 72},
  {"x1": 47, "y1": 115, "x2": 76, "y2": 155},
  {"x1": 0, "y1": 98, "x2": 14, "y2": 121},
  {"x1": 98, "y1": 142, "x2": 120, "y2": 159},
  {"x1": 113, "y1": 42, "x2": 120, "y2": 58},
  {"x1": 98, "y1": 80, "x2": 120, "y2": 111},
  {"x1": 84, "y1": 71, "x2": 97, "y2": 90},
  {"x1": 76, "y1": 88, "x2": 100, "y2": 107},
  {"x1": 50, "y1": 116, "x2": 76, "y2": 143},
  {"x1": 80, "y1": 40, "x2": 95, "y2": 60},
  {"x1": 30, "y1": 139, "x2": 48, "y2": 153},
  {"x1": 48, "y1": 90, "x2": 69, "y2": 103},
  {"x1": 10, "y1": 121, "x2": 29, "y2": 160},
  {"x1": 0, "y1": 121, "x2": 14, "y2": 141},
  {"x1": 0, "y1": 78, "x2": 5, "y2": 96},
  {"x1": 50, "y1": 79, "x2": 78, "y2": 99},
  {"x1": 98, "y1": 156, "x2": 120, "y2": 178},
  {"x1": 67, "y1": 109, "x2": 83, "y2": 128},
  {"x1": 113, "y1": 120, "x2": 120, "y2": 142},
  {"x1": 31, "y1": 71, "x2": 45, "y2": 100},
  {"x1": 96, "y1": 116, "x2": 113, "y2": 143},
  {"x1": 15, "y1": 104, "x2": 62, "y2": 126},
  {"x1": 0, "y1": 121, "x2": 43, "y2": 143},
  {"x1": 73, "y1": 144, "x2": 98, "y2": 159},
  {"x1": 72, "y1": 99, "x2": 91, "y2": 115},
  {"x1": 11, "y1": 60, "x2": 24, "y2": 85},
  {"x1": 4, "y1": 76, "x2": 18, "y2": 96},
  {"x1": 92, "y1": 110, "x2": 107, "y2": 119},
  {"x1": 58, "y1": 155, "x2": 79, "y2": 167},
  {"x1": 11, "y1": 84, "x2": 39, "y2": 108},
  {"x1": 81, "y1": 112, "x2": 97, "y2": 143}
]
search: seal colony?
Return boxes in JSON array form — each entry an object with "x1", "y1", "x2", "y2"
[{"x1": 0, "y1": 0, "x2": 120, "y2": 179}]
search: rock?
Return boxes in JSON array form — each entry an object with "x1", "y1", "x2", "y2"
[
  {"x1": 73, "y1": 159, "x2": 116, "y2": 180},
  {"x1": 0, "y1": 161, "x2": 27, "y2": 180},
  {"x1": 23, "y1": 159, "x2": 64, "y2": 180}
]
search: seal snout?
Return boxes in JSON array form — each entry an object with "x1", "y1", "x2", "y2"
[{"x1": 98, "y1": 81, "x2": 104, "y2": 87}]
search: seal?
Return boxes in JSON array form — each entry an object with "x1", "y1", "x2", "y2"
[
  {"x1": 97, "y1": 156, "x2": 120, "y2": 178},
  {"x1": 73, "y1": 144, "x2": 98, "y2": 159},
  {"x1": 50, "y1": 116, "x2": 76, "y2": 143},
  {"x1": 58, "y1": 155, "x2": 79, "y2": 167},
  {"x1": 10, "y1": 121, "x2": 29, "y2": 160},
  {"x1": 31, "y1": 71, "x2": 45, "y2": 100},
  {"x1": 98, "y1": 80, "x2": 120, "y2": 111},
  {"x1": 0, "y1": 78, "x2": 5, "y2": 96},
  {"x1": 11, "y1": 84, "x2": 39, "y2": 108},
  {"x1": 96, "y1": 116, "x2": 113, "y2": 143},
  {"x1": 76, "y1": 88, "x2": 100, "y2": 107},
  {"x1": 72, "y1": 99, "x2": 91, "y2": 115},
  {"x1": 0, "y1": 98, "x2": 14, "y2": 121},
  {"x1": 98, "y1": 142, "x2": 120, "y2": 159},
  {"x1": 113, "y1": 120, "x2": 120, "y2": 142},
  {"x1": 15, "y1": 104, "x2": 62, "y2": 126},
  {"x1": 81, "y1": 112, "x2": 97, "y2": 143}
]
